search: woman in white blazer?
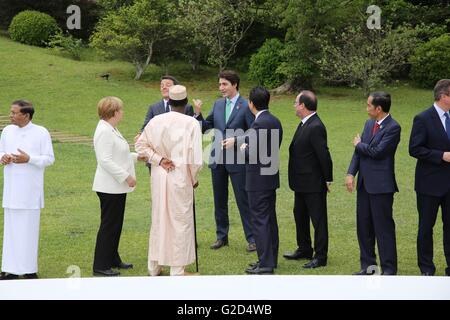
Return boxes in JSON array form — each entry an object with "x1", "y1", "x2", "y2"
[{"x1": 92, "y1": 97, "x2": 145, "y2": 277}]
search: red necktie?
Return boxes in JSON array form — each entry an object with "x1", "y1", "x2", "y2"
[{"x1": 372, "y1": 122, "x2": 380, "y2": 136}]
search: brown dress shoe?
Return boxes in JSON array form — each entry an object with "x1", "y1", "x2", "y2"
[
  {"x1": 210, "y1": 239, "x2": 228, "y2": 249},
  {"x1": 246, "y1": 243, "x2": 257, "y2": 252}
]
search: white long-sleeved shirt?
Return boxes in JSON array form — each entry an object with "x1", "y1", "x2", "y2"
[{"x1": 0, "y1": 122, "x2": 55, "y2": 209}]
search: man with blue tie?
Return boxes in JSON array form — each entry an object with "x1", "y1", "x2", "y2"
[
  {"x1": 193, "y1": 70, "x2": 256, "y2": 252},
  {"x1": 346, "y1": 92, "x2": 401, "y2": 276},
  {"x1": 409, "y1": 79, "x2": 450, "y2": 276}
]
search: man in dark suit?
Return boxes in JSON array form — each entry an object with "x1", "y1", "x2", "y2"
[
  {"x1": 285, "y1": 91, "x2": 333, "y2": 269},
  {"x1": 193, "y1": 70, "x2": 256, "y2": 252},
  {"x1": 409, "y1": 79, "x2": 450, "y2": 276},
  {"x1": 228, "y1": 86, "x2": 283, "y2": 274},
  {"x1": 138, "y1": 75, "x2": 194, "y2": 134},
  {"x1": 346, "y1": 92, "x2": 400, "y2": 276}
]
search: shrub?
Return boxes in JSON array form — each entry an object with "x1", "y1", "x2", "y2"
[
  {"x1": 248, "y1": 38, "x2": 285, "y2": 89},
  {"x1": 8, "y1": 10, "x2": 61, "y2": 47},
  {"x1": 410, "y1": 34, "x2": 450, "y2": 88},
  {"x1": 48, "y1": 32, "x2": 84, "y2": 60}
]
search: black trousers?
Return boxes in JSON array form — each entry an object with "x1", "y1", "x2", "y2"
[
  {"x1": 357, "y1": 185, "x2": 397, "y2": 274},
  {"x1": 417, "y1": 191, "x2": 450, "y2": 275},
  {"x1": 294, "y1": 192, "x2": 328, "y2": 260},
  {"x1": 93, "y1": 192, "x2": 126, "y2": 270},
  {"x1": 211, "y1": 165, "x2": 254, "y2": 244},
  {"x1": 248, "y1": 190, "x2": 279, "y2": 268}
]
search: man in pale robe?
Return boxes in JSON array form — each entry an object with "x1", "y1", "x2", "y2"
[
  {"x1": 0, "y1": 100, "x2": 54, "y2": 280},
  {"x1": 136, "y1": 85, "x2": 203, "y2": 276}
]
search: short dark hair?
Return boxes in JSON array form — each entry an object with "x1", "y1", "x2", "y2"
[
  {"x1": 169, "y1": 98, "x2": 188, "y2": 108},
  {"x1": 299, "y1": 90, "x2": 317, "y2": 111},
  {"x1": 370, "y1": 92, "x2": 391, "y2": 113},
  {"x1": 161, "y1": 75, "x2": 179, "y2": 85},
  {"x1": 434, "y1": 79, "x2": 450, "y2": 101},
  {"x1": 12, "y1": 99, "x2": 34, "y2": 120},
  {"x1": 249, "y1": 86, "x2": 270, "y2": 111},
  {"x1": 218, "y1": 70, "x2": 240, "y2": 91}
]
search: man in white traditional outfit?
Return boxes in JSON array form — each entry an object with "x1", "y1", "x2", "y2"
[
  {"x1": 136, "y1": 85, "x2": 203, "y2": 276},
  {"x1": 0, "y1": 100, "x2": 54, "y2": 280}
]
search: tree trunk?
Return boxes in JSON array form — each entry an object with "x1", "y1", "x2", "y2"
[
  {"x1": 134, "y1": 43, "x2": 154, "y2": 80},
  {"x1": 272, "y1": 81, "x2": 293, "y2": 95},
  {"x1": 272, "y1": 77, "x2": 314, "y2": 95},
  {"x1": 134, "y1": 64, "x2": 144, "y2": 80}
]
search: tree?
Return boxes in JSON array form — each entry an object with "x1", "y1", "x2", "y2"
[
  {"x1": 179, "y1": 0, "x2": 258, "y2": 71},
  {"x1": 265, "y1": 0, "x2": 367, "y2": 92},
  {"x1": 317, "y1": 25, "x2": 418, "y2": 95},
  {"x1": 90, "y1": 0, "x2": 172, "y2": 80}
]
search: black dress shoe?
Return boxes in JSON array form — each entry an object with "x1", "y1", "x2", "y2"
[
  {"x1": 113, "y1": 262, "x2": 133, "y2": 270},
  {"x1": 0, "y1": 272, "x2": 19, "y2": 280},
  {"x1": 421, "y1": 272, "x2": 434, "y2": 276},
  {"x1": 245, "y1": 266, "x2": 274, "y2": 275},
  {"x1": 283, "y1": 249, "x2": 313, "y2": 260},
  {"x1": 352, "y1": 269, "x2": 376, "y2": 276},
  {"x1": 93, "y1": 269, "x2": 120, "y2": 277},
  {"x1": 303, "y1": 258, "x2": 327, "y2": 269},
  {"x1": 353, "y1": 270, "x2": 369, "y2": 275},
  {"x1": 246, "y1": 243, "x2": 257, "y2": 252},
  {"x1": 210, "y1": 239, "x2": 228, "y2": 250},
  {"x1": 23, "y1": 273, "x2": 38, "y2": 279}
]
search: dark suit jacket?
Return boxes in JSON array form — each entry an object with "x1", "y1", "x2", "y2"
[
  {"x1": 288, "y1": 114, "x2": 333, "y2": 193},
  {"x1": 140, "y1": 100, "x2": 194, "y2": 132},
  {"x1": 197, "y1": 95, "x2": 254, "y2": 172},
  {"x1": 348, "y1": 115, "x2": 401, "y2": 194},
  {"x1": 241, "y1": 111, "x2": 283, "y2": 192},
  {"x1": 409, "y1": 106, "x2": 450, "y2": 197}
]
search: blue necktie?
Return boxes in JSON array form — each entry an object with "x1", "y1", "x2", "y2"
[{"x1": 445, "y1": 113, "x2": 450, "y2": 141}]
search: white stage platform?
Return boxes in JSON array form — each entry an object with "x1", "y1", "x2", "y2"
[{"x1": 1, "y1": 275, "x2": 450, "y2": 300}]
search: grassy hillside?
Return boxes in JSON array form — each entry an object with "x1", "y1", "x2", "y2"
[{"x1": 0, "y1": 35, "x2": 446, "y2": 278}]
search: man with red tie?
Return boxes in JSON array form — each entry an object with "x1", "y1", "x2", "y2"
[{"x1": 346, "y1": 92, "x2": 401, "y2": 276}]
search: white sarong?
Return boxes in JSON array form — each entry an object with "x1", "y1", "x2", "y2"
[{"x1": 1, "y1": 209, "x2": 41, "y2": 275}]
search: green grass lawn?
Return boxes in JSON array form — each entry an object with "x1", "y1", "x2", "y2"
[{"x1": 0, "y1": 36, "x2": 446, "y2": 278}]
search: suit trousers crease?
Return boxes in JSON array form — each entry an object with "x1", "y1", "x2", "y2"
[
  {"x1": 357, "y1": 183, "x2": 397, "y2": 274},
  {"x1": 294, "y1": 192, "x2": 328, "y2": 260},
  {"x1": 93, "y1": 192, "x2": 126, "y2": 270},
  {"x1": 417, "y1": 191, "x2": 450, "y2": 274},
  {"x1": 248, "y1": 190, "x2": 279, "y2": 268},
  {"x1": 211, "y1": 164, "x2": 254, "y2": 243}
]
